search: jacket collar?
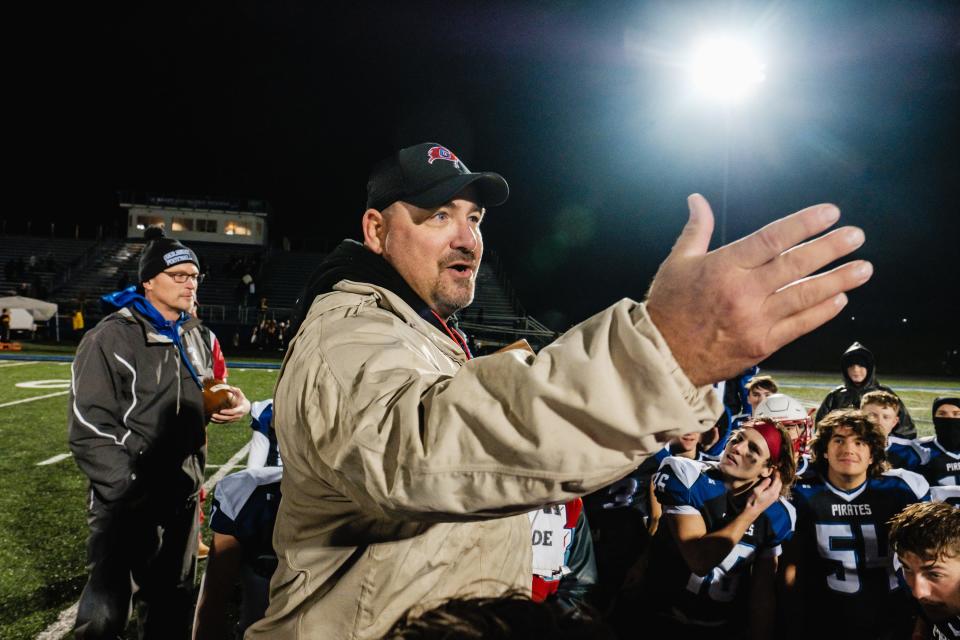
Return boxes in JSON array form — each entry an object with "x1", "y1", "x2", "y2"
[
  {"x1": 331, "y1": 280, "x2": 469, "y2": 364},
  {"x1": 293, "y1": 239, "x2": 471, "y2": 357},
  {"x1": 105, "y1": 287, "x2": 204, "y2": 387}
]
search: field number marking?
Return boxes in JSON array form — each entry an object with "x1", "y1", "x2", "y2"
[{"x1": 15, "y1": 379, "x2": 71, "y2": 389}]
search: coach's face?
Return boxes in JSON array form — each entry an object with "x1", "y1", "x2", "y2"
[{"x1": 363, "y1": 186, "x2": 484, "y2": 318}]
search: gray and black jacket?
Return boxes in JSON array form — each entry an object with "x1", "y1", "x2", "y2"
[{"x1": 68, "y1": 304, "x2": 215, "y2": 505}]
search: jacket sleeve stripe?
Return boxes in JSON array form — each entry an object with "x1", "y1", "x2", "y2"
[
  {"x1": 71, "y1": 361, "x2": 131, "y2": 447},
  {"x1": 113, "y1": 353, "x2": 138, "y2": 427}
]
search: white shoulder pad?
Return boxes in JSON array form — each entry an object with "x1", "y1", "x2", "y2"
[
  {"x1": 658, "y1": 455, "x2": 707, "y2": 490},
  {"x1": 883, "y1": 468, "x2": 930, "y2": 500},
  {"x1": 251, "y1": 398, "x2": 274, "y2": 421},
  {"x1": 930, "y1": 485, "x2": 960, "y2": 505},
  {"x1": 889, "y1": 436, "x2": 932, "y2": 464}
]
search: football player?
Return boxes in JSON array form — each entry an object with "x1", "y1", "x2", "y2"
[
  {"x1": 917, "y1": 397, "x2": 960, "y2": 506},
  {"x1": 583, "y1": 431, "x2": 710, "y2": 613},
  {"x1": 638, "y1": 418, "x2": 796, "y2": 638},
  {"x1": 194, "y1": 466, "x2": 283, "y2": 640},
  {"x1": 781, "y1": 409, "x2": 930, "y2": 640},
  {"x1": 889, "y1": 502, "x2": 960, "y2": 640},
  {"x1": 860, "y1": 390, "x2": 928, "y2": 471}
]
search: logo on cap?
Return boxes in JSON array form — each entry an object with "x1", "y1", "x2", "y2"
[
  {"x1": 426, "y1": 145, "x2": 460, "y2": 167},
  {"x1": 163, "y1": 248, "x2": 193, "y2": 266}
]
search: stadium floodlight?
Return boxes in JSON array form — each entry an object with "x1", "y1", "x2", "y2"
[{"x1": 689, "y1": 36, "x2": 766, "y2": 106}]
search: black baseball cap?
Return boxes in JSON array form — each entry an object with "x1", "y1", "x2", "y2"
[{"x1": 366, "y1": 142, "x2": 509, "y2": 211}]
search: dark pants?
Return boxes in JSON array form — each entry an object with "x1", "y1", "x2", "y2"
[{"x1": 74, "y1": 490, "x2": 199, "y2": 640}]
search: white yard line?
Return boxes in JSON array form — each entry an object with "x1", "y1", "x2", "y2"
[
  {"x1": 37, "y1": 453, "x2": 72, "y2": 466},
  {"x1": 203, "y1": 443, "x2": 250, "y2": 492},
  {"x1": 0, "y1": 361, "x2": 38, "y2": 368},
  {"x1": 39, "y1": 442, "x2": 251, "y2": 639},
  {"x1": 35, "y1": 602, "x2": 78, "y2": 640},
  {"x1": 0, "y1": 390, "x2": 69, "y2": 408}
]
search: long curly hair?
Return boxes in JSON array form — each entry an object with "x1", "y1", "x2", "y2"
[{"x1": 810, "y1": 409, "x2": 888, "y2": 478}]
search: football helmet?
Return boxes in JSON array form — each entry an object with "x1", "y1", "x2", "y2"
[{"x1": 755, "y1": 393, "x2": 814, "y2": 455}]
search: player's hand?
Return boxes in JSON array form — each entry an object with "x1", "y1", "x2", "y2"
[
  {"x1": 209, "y1": 386, "x2": 251, "y2": 423},
  {"x1": 746, "y1": 472, "x2": 782, "y2": 514},
  {"x1": 646, "y1": 194, "x2": 872, "y2": 386}
]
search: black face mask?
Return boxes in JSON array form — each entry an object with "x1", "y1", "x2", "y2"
[{"x1": 934, "y1": 417, "x2": 960, "y2": 451}]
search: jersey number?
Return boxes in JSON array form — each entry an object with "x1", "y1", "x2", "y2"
[
  {"x1": 814, "y1": 523, "x2": 897, "y2": 593},
  {"x1": 686, "y1": 542, "x2": 756, "y2": 602}
]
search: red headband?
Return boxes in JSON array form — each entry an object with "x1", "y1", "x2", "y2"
[{"x1": 746, "y1": 420, "x2": 783, "y2": 465}]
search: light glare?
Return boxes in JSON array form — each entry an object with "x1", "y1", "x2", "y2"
[{"x1": 690, "y1": 37, "x2": 766, "y2": 105}]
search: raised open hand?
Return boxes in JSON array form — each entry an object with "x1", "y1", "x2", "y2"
[{"x1": 647, "y1": 194, "x2": 872, "y2": 386}]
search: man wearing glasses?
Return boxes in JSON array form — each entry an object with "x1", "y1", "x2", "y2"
[{"x1": 69, "y1": 226, "x2": 249, "y2": 639}]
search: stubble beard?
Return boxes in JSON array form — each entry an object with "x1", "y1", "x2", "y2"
[{"x1": 432, "y1": 277, "x2": 475, "y2": 318}]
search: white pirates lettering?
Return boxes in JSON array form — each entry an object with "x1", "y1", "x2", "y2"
[
  {"x1": 831, "y1": 503, "x2": 873, "y2": 517},
  {"x1": 946, "y1": 461, "x2": 960, "y2": 472}
]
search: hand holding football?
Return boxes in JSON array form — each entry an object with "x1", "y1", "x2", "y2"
[{"x1": 203, "y1": 378, "x2": 235, "y2": 416}]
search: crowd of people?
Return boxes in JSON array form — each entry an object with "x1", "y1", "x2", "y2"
[{"x1": 65, "y1": 142, "x2": 958, "y2": 640}]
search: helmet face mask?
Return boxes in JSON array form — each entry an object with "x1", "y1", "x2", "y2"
[{"x1": 754, "y1": 394, "x2": 814, "y2": 455}]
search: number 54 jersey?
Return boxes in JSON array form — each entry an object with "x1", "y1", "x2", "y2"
[{"x1": 790, "y1": 470, "x2": 930, "y2": 637}]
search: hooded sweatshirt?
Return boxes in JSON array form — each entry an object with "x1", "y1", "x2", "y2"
[{"x1": 815, "y1": 341, "x2": 916, "y2": 438}]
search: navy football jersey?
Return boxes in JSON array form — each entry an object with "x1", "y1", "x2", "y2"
[
  {"x1": 790, "y1": 470, "x2": 930, "y2": 636},
  {"x1": 643, "y1": 456, "x2": 795, "y2": 627},
  {"x1": 932, "y1": 616, "x2": 960, "y2": 639},
  {"x1": 887, "y1": 436, "x2": 929, "y2": 472},
  {"x1": 918, "y1": 438, "x2": 960, "y2": 489}
]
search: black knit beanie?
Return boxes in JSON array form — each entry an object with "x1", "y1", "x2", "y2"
[{"x1": 138, "y1": 226, "x2": 199, "y2": 283}]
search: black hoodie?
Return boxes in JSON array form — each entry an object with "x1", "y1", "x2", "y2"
[{"x1": 815, "y1": 341, "x2": 916, "y2": 438}]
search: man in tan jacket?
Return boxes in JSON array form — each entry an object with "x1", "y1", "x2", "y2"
[{"x1": 247, "y1": 142, "x2": 872, "y2": 639}]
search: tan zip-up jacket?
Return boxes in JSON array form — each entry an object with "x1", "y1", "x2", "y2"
[{"x1": 247, "y1": 281, "x2": 721, "y2": 639}]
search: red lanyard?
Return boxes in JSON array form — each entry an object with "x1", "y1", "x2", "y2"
[{"x1": 430, "y1": 310, "x2": 471, "y2": 359}]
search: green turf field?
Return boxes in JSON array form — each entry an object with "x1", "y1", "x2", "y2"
[{"x1": 0, "y1": 358, "x2": 956, "y2": 639}]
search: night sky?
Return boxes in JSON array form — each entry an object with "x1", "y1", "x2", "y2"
[{"x1": 22, "y1": 0, "x2": 960, "y2": 372}]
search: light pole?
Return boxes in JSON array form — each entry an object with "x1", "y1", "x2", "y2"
[{"x1": 688, "y1": 36, "x2": 765, "y2": 245}]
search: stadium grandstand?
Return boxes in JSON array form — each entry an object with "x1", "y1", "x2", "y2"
[{"x1": 1, "y1": 194, "x2": 554, "y2": 352}]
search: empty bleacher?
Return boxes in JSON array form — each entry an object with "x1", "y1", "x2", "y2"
[
  {"x1": 189, "y1": 242, "x2": 266, "y2": 308},
  {"x1": 53, "y1": 239, "x2": 143, "y2": 303},
  {"x1": 256, "y1": 249, "x2": 327, "y2": 310},
  {"x1": 2, "y1": 232, "x2": 553, "y2": 349},
  {"x1": 0, "y1": 235, "x2": 98, "y2": 299}
]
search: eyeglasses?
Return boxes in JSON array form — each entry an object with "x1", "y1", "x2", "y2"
[{"x1": 161, "y1": 271, "x2": 205, "y2": 284}]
